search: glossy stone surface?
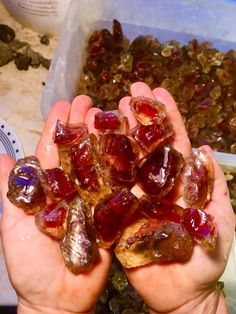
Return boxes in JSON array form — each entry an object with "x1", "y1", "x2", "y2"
[
  {"x1": 129, "y1": 96, "x2": 166, "y2": 125},
  {"x1": 182, "y1": 208, "x2": 217, "y2": 249},
  {"x1": 182, "y1": 149, "x2": 213, "y2": 208},
  {"x1": 131, "y1": 120, "x2": 173, "y2": 153},
  {"x1": 139, "y1": 197, "x2": 183, "y2": 223},
  {"x1": 61, "y1": 196, "x2": 99, "y2": 275},
  {"x1": 43, "y1": 167, "x2": 77, "y2": 201},
  {"x1": 115, "y1": 218, "x2": 194, "y2": 268},
  {"x1": 78, "y1": 20, "x2": 236, "y2": 154},
  {"x1": 35, "y1": 202, "x2": 68, "y2": 239},
  {"x1": 54, "y1": 120, "x2": 88, "y2": 175},
  {"x1": 93, "y1": 188, "x2": 139, "y2": 248},
  {"x1": 71, "y1": 134, "x2": 110, "y2": 205},
  {"x1": 137, "y1": 145, "x2": 184, "y2": 197},
  {"x1": 7, "y1": 156, "x2": 46, "y2": 214},
  {"x1": 94, "y1": 110, "x2": 128, "y2": 133},
  {"x1": 99, "y1": 132, "x2": 139, "y2": 187}
]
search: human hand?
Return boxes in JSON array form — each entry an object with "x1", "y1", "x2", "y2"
[
  {"x1": 118, "y1": 82, "x2": 235, "y2": 314},
  {"x1": 0, "y1": 96, "x2": 111, "y2": 314}
]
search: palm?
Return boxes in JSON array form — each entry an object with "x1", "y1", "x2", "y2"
[
  {"x1": 0, "y1": 96, "x2": 111, "y2": 313},
  {"x1": 118, "y1": 83, "x2": 235, "y2": 312}
]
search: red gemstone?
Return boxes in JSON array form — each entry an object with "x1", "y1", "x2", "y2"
[
  {"x1": 139, "y1": 197, "x2": 183, "y2": 223},
  {"x1": 93, "y1": 188, "x2": 139, "y2": 248},
  {"x1": 137, "y1": 145, "x2": 184, "y2": 197},
  {"x1": 44, "y1": 168, "x2": 77, "y2": 200},
  {"x1": 54, "y1": 120, "x2": 88, "y2": 145},
  {"x1": 99, "y1": 132, "x2": 139, "y2": 187},
  {"x1": 36, "y1": 203, "x2": 67, "y2": 228},
  {"x1": 71, "y1": 135, "x2": 100, "y2": 192},
  {"x1": 182, "y1": 208, "x2": 217, "y2": 249},
  {"x1": 129, "y1": 96, "x2": 166, "y2": 125},
  {"x1": 132, "y1": 121, "x2": 173, "y2": 153},
  {"x1": 94, "y1": 110, "x2": 128, "y2": 133}
]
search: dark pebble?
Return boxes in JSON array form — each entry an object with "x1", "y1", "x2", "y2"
[
  {"x1": 14, "y1": 53, "x2": 32, "y2": 70},
  {"x1": 0, "y1": 24, "x2": 15, "y2": 43}
]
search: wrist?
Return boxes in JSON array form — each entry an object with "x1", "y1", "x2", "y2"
[
  {"x1": 17, "y1": 301, "x2": 94, "y2": 314},
  {"x1": 149, "y1": 288, "x2": 228, "y2": 314}
]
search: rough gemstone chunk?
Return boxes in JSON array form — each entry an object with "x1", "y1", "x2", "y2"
[
  {"x1": 54, "y1": 120, "x2": 88, "y2": 175},
  {"x1": 131, "y1": 121, "x2": 173, "y2": 153},
  {"x1": 61, "y1": 196, "x2": 99, "y2": 275},
  {"x1": 182, "y1": 149, "x2": 214, "y2": 208},
  {"x1": 182, "y1": 208, "x2": 217, "y2": 249},
  {"x1": 43, "y1": 168, "x2": 77, "y2": 201},
  {"x1": 139, "y1": 197, "x2": 183, "y2": 223},
  {"x1": 35, "y1": 202, "x2": 68, "y2": 240},
  {"x1": 94, "y1": 110, "x2": 128, "y2": 133},
  {"x1": 71, "y1": 134, "x2": 110, "y2": 205},
  {"x1": 7, "y1": 156, "x2": 46, "y2": 214},
  {"x1": 114, "y1": 219, "x2": 194, "y2": 268},
  {"x1": 99, "y1": 132, "x2": 139, "y2": 187},
  {"x1": 93, "y1": 188, "x2": 139, "y2": 248},
  {"x1": 129, "y1": 96, "x2": 166, "y2": 125},
  {"x1": 137, "y1": 145, "x2": 184, "y2": 197}
]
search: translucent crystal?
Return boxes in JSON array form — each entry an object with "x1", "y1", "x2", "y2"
[
  {"x1": 71, "y1": 134, "x2": 111, "y2": 205},
  {"x1": 115, "y1": 218, "x2": 194, "y2": 268},
  {"x1": 43, "y1": 168, "x2": 77, "y2": 201},
  {"x1": 182, "y1": 149, "x2": 214, "y2": 208},
  {"x1": 35, "y1": 202, "x2": 68, "y2": 240},
  {"x1": 182, "y1": 208, "x2": 217, "y2": 249},
  {"x1": 131, "y1": 120, "x2": 173, "y2": 153},
  {"x1": 93, "y1": 188, "x2": 139, "y2": 248},
  {"x1": 139, "y1": 197, "x2": 184, "y2": 223},
  {"x1": 99, "y1": 132, "x2": 139, "y2": 187},
  {"x1": 94, "y1": 110, "x2": 128, "y2": 134},
  {"x1": 61, "y1": 196, "x2": 99, "y2": 275},
  {"x1": 129, "y1": 96, "x2": 166, "y2": 125},
  {"x1": 113, "y1": 19, "x2": 124, "y2": 44},
  {"x1": 54, "y1": 120, "x2": 88, "y2": 175},
  {"x1": 137, "y1": 145, "x2": 184, "y2": 197},
  {"x1": 7, "y1": 156, "x2": 46, "y2": 214}
]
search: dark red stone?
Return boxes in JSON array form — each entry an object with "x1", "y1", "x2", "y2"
[
  {"x1": 93, "y1": 188, "x2": 139, "y2": 248},
  {"x1": 137, "y1": 145, "x2": 184, "y2": 197},
  {"x1": 43, "y1": 168, "x2": 77, "y2": 200},
  {"x1": 54, "y1": 120, "x2": 88, "y2": 145}
]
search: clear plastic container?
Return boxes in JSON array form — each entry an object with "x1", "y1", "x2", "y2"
[{"x1": 41, "y1": 0, "x2": 236, "y2": 310}]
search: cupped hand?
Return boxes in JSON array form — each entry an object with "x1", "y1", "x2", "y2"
[
  {"x1": 118, "y1": 82, "x2": 235, "y2": 314},
  {"x1": 0, "y1": 96, "x2": 111, "y2": 314}
]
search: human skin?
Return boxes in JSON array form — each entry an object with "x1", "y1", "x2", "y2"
[{"x1": 0, "y1": 82, "x2": 235, "y2": 314}]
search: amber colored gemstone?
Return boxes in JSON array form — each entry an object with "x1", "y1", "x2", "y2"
[
  {"x1": 54, "y1": 120, "x2": 88, "y2": 145},
  {"x1": 182, "y1": 149, "x2": 213, "y2": 208},
  {"x1": 131, "y1": 120, "x2": 173, "y2": 153},
  {"x1": 99, "y1": 132, "x2": 139, "y2": 187},
  {"x1": 61, "y1": 196, "x2": 99, "y2": 275},
  {"x1": 129, "y1": 96, "x2": 166, "y2": 125},
  {"x1": 139, "y1": 197, "x2": 183, "y2": 223},
  {"x1": 7, "y1": 156, "x2": 46, "y2": 214},
  {"x1": 43, "y1": 168, "x2": 77, "y2": 200},
  {"x1": 137, "y1": 145, "x2": 184, "y2": 197},
  {"x1": 93, "y1": 188, "x2": 139, "y2": 248},
  {"x1": 94, "y1": 110, "x2": 128, "y2": 133},
  {"x1": 35, "y1": 202, "x2": 68, "y2": 240},
  {"x1": 114, "y1": 218, "x2": 194, "y2": 268},
  {"x1": 113, "y1": 19, "x2": 123, "y2": 44},
  {"x1": 182, "y1": 208, "x2": 217, "y2": 249}
]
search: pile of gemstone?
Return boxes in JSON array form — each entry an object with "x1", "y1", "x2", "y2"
[
  {"x1": 78, "y1": 20, "x2": 236, "y2": 154},
  {"x1": 7, "y1": 96, "x2": 216, "y2": 276}
]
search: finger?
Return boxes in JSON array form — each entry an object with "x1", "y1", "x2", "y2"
[
  {"x1": 130, "y1": 82, "x2": 155, "y2": 99},
  {"x1": 36, "y1": 101, "x2": 71, "y2": 169},
  {"x1": 69, "y1": 95, "x2": 93, "y2": 124},
  {"x1": 85, "y1": 107, "x2": 102, "y2": 137},
  {"x1": 153, "y1": 87, "x2": 191, "y2": 157},
  {"x1": 0, "y1": 154, "x2": 26, "y2": 225},
  {"x1": 119, "y1": 96, "x2": 138, "y2": 129}
]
